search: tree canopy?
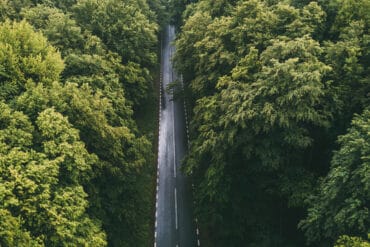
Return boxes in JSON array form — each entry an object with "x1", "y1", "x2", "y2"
[
  {"x1": 0, "y1": 0, "x2": 163, "y2": 246},
  {"x1": 175, "y1": 0, "x2": 370, "y2": 246}
]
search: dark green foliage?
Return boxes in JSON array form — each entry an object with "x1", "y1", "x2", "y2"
[
  {"x1": 300, "y1": 110, "x2": 370, "y2": 244},
  {"x1": 175, "y1": 0, "x2": 370, "y2": 246},
  {"x1": 72, "y1": 0, "x2": 158, "y2": 68}
]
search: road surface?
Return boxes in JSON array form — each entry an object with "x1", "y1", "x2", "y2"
[{"x1": 155, "y1": 25, "x2": 197, "y2": 247}]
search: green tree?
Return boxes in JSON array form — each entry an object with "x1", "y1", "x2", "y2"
[
  {"x1": 15, "y1": 80, "x2": 152, "y2": 246},
  {"x1": 174, "y1": 0, "x2": 369, "y2": 246},
  {"x1": 0, "y1": 16, "x2": 155, "y2": 246},
  {"x1": 0, "y1": 103, "x2": 107, "y2": 246},
  {"x1": 0, "y1": 20, "x2": 64, "y2": 101},
  {"x1": 300, "y1": 110, "x2": 370, "y2": 244},
  {"x1": 72, "y1": 0, "x2": 158, "y2": 68}
]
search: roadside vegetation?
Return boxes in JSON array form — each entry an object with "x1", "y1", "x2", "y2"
[
  {"x1": 173, "y1": 0, "x2": 370, "y2": 246},
  {"x1": 0, "y1": 0, "x2": 168, "y2": 246}
]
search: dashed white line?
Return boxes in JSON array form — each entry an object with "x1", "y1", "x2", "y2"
[
  {"x1": 175, "y1": 188, "x2": 178, "y2": 230},
  {"x1": 154, "y1": 43, "x2": 163, "y2": 247},
  {"x1": 173, "y1": 90, "x2": 177, "y2": 178},
  {"x1": 179, "y1": 73, "x2": 201, "y2": 247}
]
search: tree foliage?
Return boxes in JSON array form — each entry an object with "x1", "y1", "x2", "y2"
[
  {"x1": 0, "y1": 0, "x2": 163, "y2": 245},
  {"x1": 0, "y1": 20, "x2": 64, "y2": 101},
  {"x1": 175, "y1": 0, "x2": 370, "y2": 246},
  {"x1": 300, "y1": 110, "x2": 370, "y2": 244},
  {"x1": 0, "y1": 103, "x2": 107, "y2": 246},
  {"x1": 335, "y1": 235, "x2": 370, "y2": 247}
]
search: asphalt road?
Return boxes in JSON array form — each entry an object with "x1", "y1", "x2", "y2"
[{"x1": 155, "y1": 25, "x2": 197, "y2": 247}]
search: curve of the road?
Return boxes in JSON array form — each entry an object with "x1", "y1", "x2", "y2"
[{"x1": 154, "y1": 25, "x2": 197, "y2": 247}]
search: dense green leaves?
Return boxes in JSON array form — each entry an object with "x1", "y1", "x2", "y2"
[
  {"x1": 0, "y1": 103, "x2": 106, "y2": 246},
  {"x1": 0, "y1": 0, "x2": 162, "y2": 245},
  {"x1": 335, "y1": 235, "x2": 370, "y2": 247},
  {"x1": 73, "y1": 0, "x2": 158, "y2": 68},
  {"x1": 300, "y1": 110, "x2": 370, "y2": 244},
  {"x1": 0, "y1": 20, "x2": 64, "y2": 100},
  {"x1": 175, "y1": 0, "x2": 370, "y2": 246}
]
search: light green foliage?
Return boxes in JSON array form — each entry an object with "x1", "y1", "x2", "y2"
[
  {"x1": 335, "y1": 235, "x2": 370, "y2": 247},
  {"x1": 0, "y1": 1, "x2": 159, "y2": 244},
  {"x1": 22, "y1": 3, "x2": 152, "y2": 107},
  {"x1": 21, "y1": 5, "x2": 86, "y2": 55},
  {"x1": 0, "y1": 209, "x2": 44, "y2": 247},
  {"x1": 0, "y1": 103, "x2": 106, "y2": 246},
  {"x1": 14, "y1": 80, "x2": 152, "y2": 246},
  {"x1": 0, "y1": 20, "x2": 64, "y2": 100},
  {"x1": 0, "y1": 101, "x2": 33, "y2": 151},
  {"x1": 16, "y1": 81, "x2": 146, "y2": 169},
  {"x1": 195, "y1": 0, "x2": 237, "y2": 17},
  {"x1": 21, "y1": 4, "x2": 110, "y2": 57}
]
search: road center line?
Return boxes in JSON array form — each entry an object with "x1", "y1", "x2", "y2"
[
  {"x1": 172, "y1": 86, "x2": 176, "y2": 178},
  {"x1": 175, "y1": 188, "x2": 178, "y2": 230}
]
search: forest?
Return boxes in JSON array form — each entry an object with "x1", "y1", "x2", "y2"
[
  {"x1": 0, "y1": 0, "x2": 368, "y2": 246},
  {"x1": 173, "y1": 0, "x2": 369, "y2": 246},
  {"x1": 0, "y1": 0, "x2": 170, "y2": 246}
]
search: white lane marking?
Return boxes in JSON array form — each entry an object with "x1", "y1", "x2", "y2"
[
  {"x1": 167, "y1": 29, "x2": 202, "y2": 246},
  {"x1": 180, "y1": 74, "x2": 192, "y2": 150},
  {"x1": 175, "y1": 188, "x2": 178, "y2": 230},
  {"x1": 154, "y1": 40, "x2": 163, "y2": 247},
  {"x1": 173, "y1": 90, "x2": 177, "y2": 178}
]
